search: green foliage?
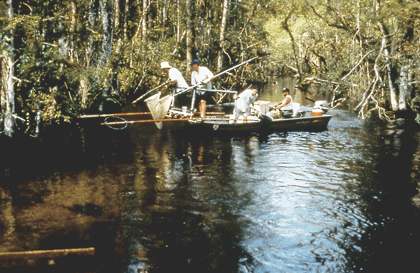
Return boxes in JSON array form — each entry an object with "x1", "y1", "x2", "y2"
[
  {"x1": 263, "y1": 0, "x2": 420, "y2": 120},
  {"x1": 0, "y1": 0, "x2": 267, "y2": 135},
  {"x1": 412, "y1": 96, "x2": 420, "y2": 125},
  {"x1": 27, "y1": 89, "x2": 71, "y2": 125}
]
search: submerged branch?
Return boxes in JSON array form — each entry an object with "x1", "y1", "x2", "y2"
[{"x1": 304, "y1": 77, "x2": 357, "y2": 87}]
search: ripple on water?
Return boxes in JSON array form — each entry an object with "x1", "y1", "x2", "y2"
[{"x1": 227, "y1": 121, "x2": 377, "y2": 272}]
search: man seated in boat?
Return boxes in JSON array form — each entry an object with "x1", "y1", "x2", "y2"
[
  {"x1": 273, "y1": 87, "x2": 294, "y2": 118},
  {"x1": 233, "y1": 85, "x2": 259, "y2": 119}
]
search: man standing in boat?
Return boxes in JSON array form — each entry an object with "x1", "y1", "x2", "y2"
[
  {"x1": 234, "y1": 85, "x2": 259, "y2": 119},
  {"x1": 274, "y1": 87, "x2": 293, "y2": 117},
  {"x1": 190, "y1": 59, "x2": 215, "y2": 110},
  {"x1": 161, "y1": 61, "x2": 189, "y2": 107}
]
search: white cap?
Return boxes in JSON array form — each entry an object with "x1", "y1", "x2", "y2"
[{"x1": 160, "y1": 62, "x2": 171, "y2": 69}]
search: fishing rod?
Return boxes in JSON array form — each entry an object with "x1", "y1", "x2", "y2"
[
  {"x1": 174, "y1": 56, "x2": 259, "y2": 97},
  {"x1": 132, "y1": 79, "x2": 172, "y2": 104}
]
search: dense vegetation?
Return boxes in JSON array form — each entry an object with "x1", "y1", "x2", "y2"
[{"x1": 1, "y1": 0, "x2": 420, "y2": 137}]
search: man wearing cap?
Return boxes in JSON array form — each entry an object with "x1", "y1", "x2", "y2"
[
  {"x1": 190, "y1": 59, "x2": 214, "y2": 93},
  {"x1": 160, "y1": 61, "x2": 189, "y2": 93},
  {"x1": 274, "y1": 87, "x2": 293, "y2": 117},
  {"x1": 234, "y1": 85, "x2": 259, "y2": 119},
  {"x1": 190, "y1": 59, "x2": 215, "y2": 110}
]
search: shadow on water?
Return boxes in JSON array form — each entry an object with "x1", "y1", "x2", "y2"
[
  {"x1": 123, "y1": 128, "x2": 261, "y2": 272},
  {"x1": 2, "y1": 106, "x2": 420, "y2": 273},
  {"x1": 0, "y1": 121, "x2": 135, "y2": 272},
  {"x1": 336, "y1": 123, "x2": 420, "y2": 272}
]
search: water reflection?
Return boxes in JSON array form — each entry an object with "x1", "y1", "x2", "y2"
[
  {"x1": 1, "y1": 108, "x2": 420, "y2": 273},
  {"x1": 337, "y1": 125, "x2": 420, "y2": 273},
  {"x1": 1, "y1": 168, "x2": 125, "y2": 271},
  {"x1": 123, "y1": 130, "x2": 259, "y2": 272}
]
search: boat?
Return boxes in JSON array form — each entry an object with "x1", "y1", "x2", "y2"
[
  {"x1": 186, "y1": 112, "x2": 332, "y2": 132},
  {"x1": 185, "y1": 100, "x2": 332, "y2": 132},
  {"x1": 95, "y1": 93, "x2": 332, "y2": 133},
  {"x1": 97, "y1": 79, "x2": 332, "y2": 133}
]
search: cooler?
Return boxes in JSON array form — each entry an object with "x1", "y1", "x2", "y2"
[{"x1": 254, "y1": 101, "x2": 270, "y2": 114}]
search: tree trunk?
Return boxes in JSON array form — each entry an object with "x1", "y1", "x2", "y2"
[
  {"x1": 217, "y1": 0, "x2": 229, "y2": 72},
  {"x1": 99, "y1": 0, "x2": 114, "y2": 67},
  {"x1": 87, "y1": 0, "x2": 99, "y2": 67},
  {"x1": 162, "y1": 0, "x2": 167, "y2": 37},
  {"x1": 399, "y1": 63, "x2": 411, "y2": 111},
  {"x1": 377, "y1": 22, "x2": 398, "y2": 111},
  {"x1": 70, "y1": 2, "x2": 76, "y2": 62},
  {"x1": 283, "y1": 8, "x2": 301, "y2": 82},
  {"x1": 186, "y1": 0, "x2": 193, "y2": 69},
  {"x1": 114, "y1": 0, "x2": 120, "y2": 31},
  {"x1": 123, "y1": 0, "x2": 129, "y2": 40},
  {"x1": 99, "y1": 0, "x2": 115, "y2": 112},
  {"x1": 58, "y1": 2, "x2": 76, "y2": 64},
  {"x1": 1, "y1": 0, "x2": 15, "y2": 137},
  {"x1": 142, "y1": 0, "x2": 147, "y2": 44},
  {"x1": 79, "y1": 0, "x2": 99, "y2": 110},
  {"x1": 176, "y1": 0, "x2": 180, "y2": 42}
]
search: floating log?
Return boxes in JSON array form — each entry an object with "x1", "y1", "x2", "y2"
[{"x1": 0, "y1": 247, "x2": 95, "y2": 260}]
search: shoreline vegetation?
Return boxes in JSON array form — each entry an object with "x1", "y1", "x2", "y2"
[{"x1": 1, "y1": 0, "x2": 420, "y2": 138}]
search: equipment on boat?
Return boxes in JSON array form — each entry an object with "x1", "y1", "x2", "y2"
[
  {"x1": 186, "y1": 99, "x2": 332, "y2": 132},
  {"x1": 144, "y1": 92, "x2": 173, "y2": 129},
  {"x1": 306, "y1": 97, "x2": 329, "y2": 114}
]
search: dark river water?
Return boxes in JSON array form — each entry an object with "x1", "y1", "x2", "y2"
[{"x1": 1, "y1": 84, "x2": 420, "y2": 273}]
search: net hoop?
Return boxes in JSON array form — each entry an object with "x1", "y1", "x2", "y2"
[{"x1": 104, "y1": 116, "x2": 128, "y2": 130}]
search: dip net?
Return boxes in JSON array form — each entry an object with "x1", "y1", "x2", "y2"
[{"x1": 144, "y1": 92, "x2": 173, "y2": 129}]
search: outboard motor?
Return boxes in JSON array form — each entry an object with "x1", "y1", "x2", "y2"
[{"x1": 314, "y1": 101, "x2": 329, "y2": 114}]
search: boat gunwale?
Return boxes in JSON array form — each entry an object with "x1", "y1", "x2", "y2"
[{"x1": 185, "y1": 114, "x2": 332, "y2": 132}]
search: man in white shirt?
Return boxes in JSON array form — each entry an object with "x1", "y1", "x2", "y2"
[
  {"x1": 190, "y1": 59, "x2": 215, "y2": 110},
  {"x1": 161, "y1": 61, "x2": 189, "y2": 108},
  {"x1": 234, "y1": 85, "x2": 259, "y2": 119},
  {"x1": 274, "y1": 87, "x2": 293, "y2": 117},
  {"x1": 161, "y1": 61, "x2": 189, "y2": 92},
  {"x1": 190, "y1": 59, "x2": 214, "y2": 94}
]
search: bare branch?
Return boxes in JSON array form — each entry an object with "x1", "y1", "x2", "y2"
[
  {"x1": 304, "y1": 77, "x2": 357, "y2": 87},
  {"x1": 332, "y1": 49, "x2": 375, "y2": 95}
]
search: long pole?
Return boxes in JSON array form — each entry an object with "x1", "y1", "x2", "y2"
[
  {"x1": 79, "y1": 111, "x2": 225, "y2": 119},
  {"x1": 132, "y1": 79, "x2": 171, "y2": 104},
  {"x1": 174, "y1": 56, "x2": 258, "y2": 97},
  {"x1": 79, "y1": 112, "x2": 152, "y2": 118},
  {"x1": 101, "y1": 118, "x2": 191, "y2": 126},
  {"x1": 214, "y1": 56, "x2": 258, "y2": 78}
]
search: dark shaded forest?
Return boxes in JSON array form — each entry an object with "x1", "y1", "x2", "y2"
[{"x1": 1, "y1": 0, "x2": 420, "y2": 138}]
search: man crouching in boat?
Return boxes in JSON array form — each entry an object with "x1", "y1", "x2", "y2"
[
  {"x1": 161, "y1": 61, "x2": 189, "y2": 108},
  {"x1": 273, "y1": 87, "x2": 293, "y2": 118},
  {"x1": 234, "y1": 85, "x2": 259, "y2": 119}
]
